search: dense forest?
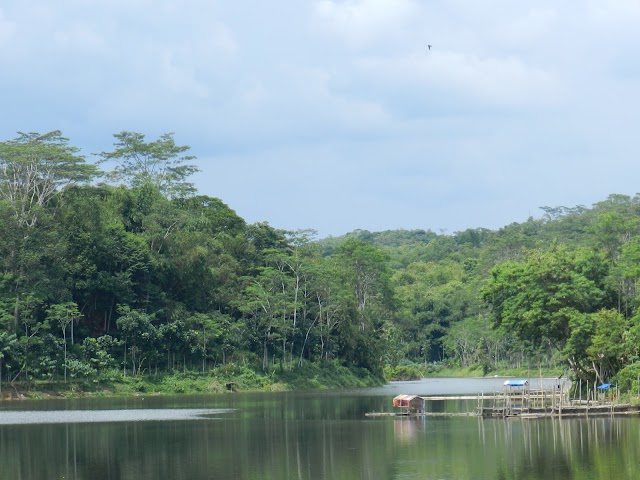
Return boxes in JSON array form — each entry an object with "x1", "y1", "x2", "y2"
[{"x1": 1, "y1": 130, "x2": 640, "y2": 394}]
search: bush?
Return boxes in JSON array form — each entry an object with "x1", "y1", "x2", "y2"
[
  {"x1": 615, "y1": 362, "x2": 640, "y2": 394},
  {"x1": 65, "y1": 359, "x2": 98, "y2": 379},
  {"x1": 384, "y1": 364, "x2": 424, "y2": 381}
]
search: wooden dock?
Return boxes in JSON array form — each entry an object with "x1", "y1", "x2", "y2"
[
  {"x1": 365, "y1": 411, "x2": 476, "y2": 418},
  {"x1": 480, "y1": 403, "x2": 640, "y2": 418},
  {"x1": 368, "y1": 384, "x2": 640, "y2": 419},
  {"x1": 367, "y1": 403, "x2": 640, "y2": 419}
]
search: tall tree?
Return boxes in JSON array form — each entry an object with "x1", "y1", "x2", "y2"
[
  {"x1": 334, "y1": 239, "x2": 394, "y2": 375},
  {"x1": 0, "y1": 131, "x2": 97, "y2": 329},
  {"x1": 0, "y1": 131, "x2": 98, "y2": 227},
  {"x1": 46, "y1": 302, "x2": 82, "y2": 382},
  {"x1": 0, "y1": 331, "x2": 17, "y2": 394},
  {"x1": 98, "y1": 131, "x2": 199, "y2": 198}
]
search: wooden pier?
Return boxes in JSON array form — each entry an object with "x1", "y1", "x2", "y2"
[{"x1": 368, "y1": 380, "x2": 640, "y2": 419}]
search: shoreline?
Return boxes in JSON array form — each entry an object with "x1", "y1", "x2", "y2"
[{"x1": 0, "y1": 363, "x2": 384, "y2": 401}]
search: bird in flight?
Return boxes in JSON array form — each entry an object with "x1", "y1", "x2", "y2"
[{"x1": 427, "y1": 45, "x2": 432, "y2": 51}]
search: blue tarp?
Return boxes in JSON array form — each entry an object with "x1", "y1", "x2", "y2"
[
  {"x1": 597, "y1": 384, "x2": 616, "y2": 390},
  {"x1": 503, "y1": 380, "x2": 528, "y2": 387}
]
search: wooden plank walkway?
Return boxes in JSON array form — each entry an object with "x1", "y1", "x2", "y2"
[
  {"x1": 420, "y1": 392, "x2": 565, "y2": 401},
  {"x1": 479, "y1": 403, "x2": 640, "y2": 418},
  {"x1": 367, "y1": 405, "x2": 640, "y2": 418},
  {"x1": 365, "y1": 412, "x2": 476, "y2": 418}
]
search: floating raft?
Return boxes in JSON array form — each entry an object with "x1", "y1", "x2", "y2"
[{"x1": 365, "y1": 412, "x2": 474, "y2": 418}]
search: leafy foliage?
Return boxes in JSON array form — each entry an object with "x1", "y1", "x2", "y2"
[{"x1": 4, "y1": 129, "x2": 640, "y2": 392}]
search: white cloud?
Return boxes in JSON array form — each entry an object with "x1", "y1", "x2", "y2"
[
  {"x1": 2, "y1": 0, "x2": 640, "y2": 236},
  {"x1": 53, "y1": 24, "x2": 109, "y2": 53},
  {"x1": 425, "y1": 52, "x2": 557, "y2": 108},
  {"x1": 497, "y1": 8, "x2": 558, "y2": 50},
  {"x1": 0, "y1": 8, "x2": 16, "y2": 47},
  {"x1": 587, "y1": 0, "x2": 640, "y2": 22},
  {"x1": 348, "y1": 50, "x2": 558, "y2": 116},
  {"x1": 313, "y1": 0, "x2": 417, "y2": 49},
  {"x1": 240, "y1": 81, "x2": 270, "y2": 108}
]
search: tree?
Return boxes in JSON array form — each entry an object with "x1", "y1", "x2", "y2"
[
  {"x1": 392, "y1": 260, "x2": 476, "y2": 363},
  {"x1": 0, "y1": 331, "x2": 17, "y2": 394},
  {"x1": 46, "y1": 302, "x2": 82, "y2": 382},
  {"x1": 482, "y1": 245, "x2": 607, "y2": 350},
  {"x1": 0, "y1": 132, "x2": 98, "y2": 329},
  {"x1": 586, "y1": 309, "x2": 627, "y2": 384},
  {"x1": 334, "y1": 239, "x2": 394, "y2": 376},
  {"x1": 309, "y1": 257, "x2": 349, "y2": 362},
  {"x1": 115, "y1": 306, "x2": 157, "y2": 376},
  {"x1": 98, "y1": 131, "x2": 199, "y2": 198},
  {"x1": 563, "y1": 311, "x2": 595, "y2": 380},
  {"x1": 0, "y1": 131, "x2": 98, "y2": 227},
  {"x1": 188, "y1": 312, "x2": 224, "y2": 372},
  {"x1": 443, "y1": 316, "x2": 488, "y2": 368},
  {"x1": 336, "y1": 239, "x2": 393, "y2": 316},
  {"x1": 239, "y1": 266, "x2": 288, "y2": 370}
]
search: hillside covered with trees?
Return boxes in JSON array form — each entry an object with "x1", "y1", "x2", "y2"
[{"x1": 1, "y1": 130, "x2": 640, "y2": 395}]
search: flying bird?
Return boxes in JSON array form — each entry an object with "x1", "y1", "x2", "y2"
[{"x1": 427, "y1": 45, "x2": 432, "y2": 51}]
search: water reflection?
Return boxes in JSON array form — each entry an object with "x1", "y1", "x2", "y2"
[
  {"x1": 391, "y1": 416, "x2": 427, "y2": 444},
  {"x1": 0, "y1": 381, "x2": 639, "y2": 479},
  {"x1": 473, "y1": 416, "x2": 639, "y2": 480},
  {"x1": 0, "y1": 408, "x2": 233, "y2": 425}
]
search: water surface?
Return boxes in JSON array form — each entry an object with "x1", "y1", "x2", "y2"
[{"x1": 0, "y1": 377, "x2": 635, "y2": 479}]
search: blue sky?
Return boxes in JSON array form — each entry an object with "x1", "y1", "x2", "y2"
[{"x1": 2, "y1": 1, "x2": 640, "y2": 238}]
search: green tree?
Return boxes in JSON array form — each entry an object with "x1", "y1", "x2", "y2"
[
  {"x1": 98, "y1": 131, "x2": 199, "y2": 198},
  {"x1": 46, "y1": 302, "x2": 82, "y2": 382},
  {"x1": 115, "y1": 306, "x2": 157, "y2": 376},
  {"x1": 393, "y1": 260, "x2": 477, "y2": 363},
  {"x1": 483, "y1": 245, "x2": 608, "y2": 350},
  {"x1": 188, "y1": 312, "x2": 225, "y2": 372},
  {"x1": 334, "y1": 239, "x2": 394, "y2": 376},
  {"x1": 239, "y1": 266, "x2": 289, "y2": 370},
  {"x1": 563, "y1": 310, "x2": 595, "y2": 380},
  {"x1": 443, "y1": 315, "x2": 493, "y2": 368},
  {"x1": 586, "y1": 309, "x2": 627, "y2": 384},
  {"x1": 0, "y1": 132, "x2": 97, "y2": 329},
  {"x1": 0, "y1": 331, "x2": 17, "y2": 393},
  {"x1": 0, "y1": 131, "x2": 98, "y2": 227}
]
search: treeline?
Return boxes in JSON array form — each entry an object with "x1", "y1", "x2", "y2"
[
  {"x1": 331, "y1": 196, "x2": 640, "y2": 391},
  {"x1": 2, "y1": 130, "x2": 640, "y2": 394},
  {"x1": 0, "y1": 131, "x2": 393, "y2": 388}
]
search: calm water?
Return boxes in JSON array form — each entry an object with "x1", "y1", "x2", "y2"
[{"x1": 0, "y1": 378, "x2": 637, "y2": 480}]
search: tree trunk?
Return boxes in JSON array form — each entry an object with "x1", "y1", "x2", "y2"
[{"x1": 63, "y1": 326, "x2": 67, "y2": 383}]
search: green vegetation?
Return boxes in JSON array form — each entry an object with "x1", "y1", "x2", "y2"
[
  {"x1": 3, "y1": 361, "x2": 381, "y2": 399},
  {"x1": 0, "y1": 130, "x2": 392, "y2": 398},
  {"x1": 2, "y1": 129, "x2": 640, "y2": 399}
]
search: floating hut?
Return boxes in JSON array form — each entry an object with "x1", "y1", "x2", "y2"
[
  {"x1": 392, "y1": 394, "x2": 425, "y2": 415},
  {"x1": 503, "y1": 379, "x2": 529, "y2": 390}
]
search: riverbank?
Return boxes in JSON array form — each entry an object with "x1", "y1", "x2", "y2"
[
  {"x1": 0, "y1": 362, "x2": 384, "y2": 400},
  {"x1": 1, "y1": 361, "x2": 566, "y2": 401}
]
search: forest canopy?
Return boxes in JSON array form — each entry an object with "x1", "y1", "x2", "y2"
[{"x1": 2, "y1": 130, "x2": 640, "y2": 393}]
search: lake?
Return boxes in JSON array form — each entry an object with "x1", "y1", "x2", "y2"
[{"x1": 0, "y1": 377, "x2": 637, "y2": 479}]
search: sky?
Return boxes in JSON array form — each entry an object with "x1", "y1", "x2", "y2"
[{"x1": 2, "y1": 1, "x2": 640, "y2": 238}]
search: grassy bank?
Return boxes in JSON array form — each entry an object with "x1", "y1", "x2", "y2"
[{"x1": 0, "y1": 362, "x2": 384, "y2": 400}]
